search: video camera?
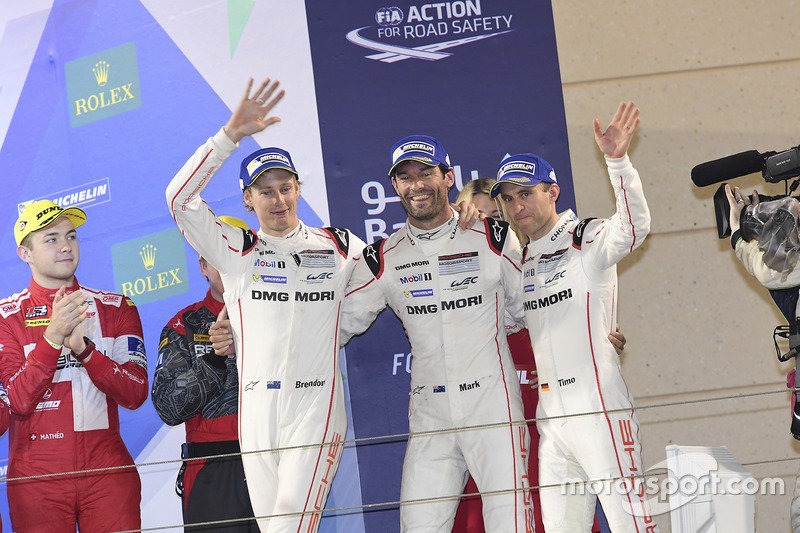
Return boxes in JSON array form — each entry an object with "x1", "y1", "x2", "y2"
[
  {"x1": 691, "y1": 145, "x2": 800, "y2": 238},
  {"x1": 695, "y1": 146, "x2": 800, "y2": 439}
]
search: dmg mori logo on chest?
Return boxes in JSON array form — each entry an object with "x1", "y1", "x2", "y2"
[
  {"x1": 111, "y1": 227, "x2": 189, "y2": 306},
  {"x1": 65, "y1": 42, "x2": 141, "y2": 127}
]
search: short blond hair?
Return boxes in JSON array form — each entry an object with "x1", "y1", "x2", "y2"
[{"x1": 455, "y1": 178, "x2": 496, "y2": 206}]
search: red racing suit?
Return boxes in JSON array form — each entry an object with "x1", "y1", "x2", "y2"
[
  {"x1": 0, "y1": 278, "x2": 147, "y2": 533},
  {"x1": 342, "y1": 214, "x2": 535, "y2": 533},
  {"x1": 167, "y1": 129, "x2": 364, "y2": 532},
  {"x1": 521, "y1": 155, "x2": 657, "y2": 533},
  {"x1": 0, "y1": 382, "x2": 9, "y2": 533}
]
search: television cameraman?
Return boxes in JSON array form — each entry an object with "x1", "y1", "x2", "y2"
[{"x1": 725, "y1": 183, "x2": 800, "y2": 533}]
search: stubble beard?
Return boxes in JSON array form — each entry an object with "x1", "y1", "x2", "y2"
[{"x1": 400, "y1": 188, "x2": 449, "y2": 223}]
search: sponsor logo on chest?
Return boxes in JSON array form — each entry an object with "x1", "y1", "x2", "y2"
[
  {"x1": 298, "y1": 250, "x2": 336, "y2": 268},
  {"x1": 524, "y1": 288, "x2": 573, "y2": 311},
  {"x1": 445, "y1": 275, "x2": 477, "y2": 292},
  {"x1": 253, "y1": 258, "x2": 286, "y2": 269},
  {"x1": 395, "y1": 260, "x2": 430, "y2": 270},
  {"x1": 304, "y1": 272, "x2": 333, "y2": 284},
  {"x1": 404, "y1": 289, "x2": 434, "y2": 298},
  {"x1": 251, "y1": 290, "x2": 335, "y2": 303},
  {"x1": 406, "y1": 294, "x2": 482, "y2": 315},
  {"x1": 399, "y1": 272, "x2": 432, "y2": 284},
  {"x1": 438, "y1": 251, "x2": 480, "y2": 275},
  {"x1": 24, "y1": 305, "x2": 48, "y2": 318},
  {"x1": 252, "y1": 274, "x2": 288, "y2": 284},
  {"x1": 536, "y1": 248, "x2": 568, "y2": 274},
  {"x1": 543, "y1": 269, "x2": 567, "y2": 287}
]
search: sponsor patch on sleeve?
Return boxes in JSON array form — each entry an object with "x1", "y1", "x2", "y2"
[{"x1": 127, "y1": 336, "x2": 147, "y2": 368}]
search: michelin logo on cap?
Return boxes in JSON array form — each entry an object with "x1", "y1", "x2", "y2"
[
  {"x1": 388, "y1": 134, "x2": 451, "y2": 176},
  {"x1": 489, "y1": 153, "x2": 557, "y2": 198},
  {"x1": 247, "y1": 153, "x2": 292, "y2": 175},
  {"x1": 393, "y1": 141, "x2": 436, "y2": 162},
  {"x1": 499, "y1": 161, "x2": 536, "y2": 177}
]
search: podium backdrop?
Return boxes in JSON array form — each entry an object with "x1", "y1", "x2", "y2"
[{"x1": 0, "y1": 1, "x2": 574, "y2": 530}]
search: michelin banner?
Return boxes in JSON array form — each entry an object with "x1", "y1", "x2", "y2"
[{"x1": 0, "y1": 1, "x2": 572, "y2": 531}]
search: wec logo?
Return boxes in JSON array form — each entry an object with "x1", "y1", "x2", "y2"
[
  {"x1": 450, "y1": 276, "x2": 477, "y2": 289},
  {"x1": 544, "y1": 270, "x2": 566, "y2": 286}
]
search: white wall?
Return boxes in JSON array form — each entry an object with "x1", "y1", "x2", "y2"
[{"x1": 552, "y1": 1, "x2": 800, "y2": 530}]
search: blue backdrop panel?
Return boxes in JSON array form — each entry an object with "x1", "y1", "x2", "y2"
[{"x1": 305, "y1": 1, "x2": 573, "y2": 530}]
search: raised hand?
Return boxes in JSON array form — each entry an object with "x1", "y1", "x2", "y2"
[
  {"x1": 223, "y1": 77, "x2": 286, "y2": 144},
  {"x1": 594, "y1": 101, "x2": 640, "y2": 159}
]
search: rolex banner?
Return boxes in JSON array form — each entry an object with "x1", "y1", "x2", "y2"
[{"x1": 0, "y1": 1, "x2": 572, "y2": 531}]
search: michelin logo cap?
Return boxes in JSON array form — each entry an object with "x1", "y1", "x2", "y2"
[
  {"x1": 389, "y1": 135, "x2": 451, "y2": 176},
  {"x1": 490, "y1": 153, "x2": 557, "y2": 198},
  {"x1": 240, "y1": 147, "x2": 298, "y2": 191}
]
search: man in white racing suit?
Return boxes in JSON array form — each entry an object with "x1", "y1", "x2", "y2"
[
  {"x1": 492, "y1": 101, "x2": 658, "y2": 532},
  {"x1": 342, "y1": 135, "x2": 535, "y2": 532},
  {"x1": 166, "y1": 78, "x2": 364, "y2": 532}
]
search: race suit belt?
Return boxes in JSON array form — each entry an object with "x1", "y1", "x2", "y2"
[
  {"x1": 181, "y1": 439, "x2": 241, "y2": 459},
  {"x1": 176, "y1": 440, "x2": 242, "y2": 497}
]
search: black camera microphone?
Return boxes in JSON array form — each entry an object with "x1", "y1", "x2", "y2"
[{"x1": 691, "y1": 150, "x2": 766, "y2": 187}]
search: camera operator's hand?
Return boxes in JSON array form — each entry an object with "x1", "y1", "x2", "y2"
[{"x1": 725, "y1": 184, "x2": 759, "y2": 232}]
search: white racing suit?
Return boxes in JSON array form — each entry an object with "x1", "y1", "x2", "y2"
[
  {"x1": 167, "y1": 129, "x2": 364, "y2": 532},
  {"x1": 342, "y1": 213, "x2": 535, "y2": 532},
  {"x1": 521, "y1": 155, "x2": 657, "y2": 532}
]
